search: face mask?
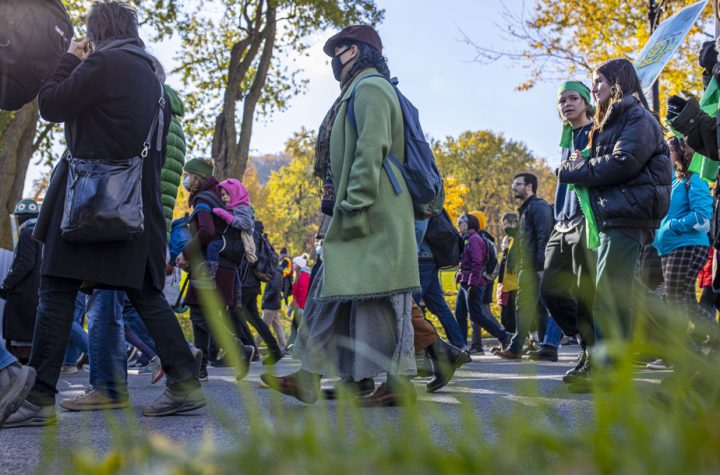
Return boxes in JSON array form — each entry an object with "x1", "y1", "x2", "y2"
[
  {"x1": 181, "y1": 175, "x2": 192, "y2": 191},
  {"x1": 315, "y1": 246, "x2": 323, "y2": 256},
  {"x1": 504, "y1": 227, "x2": 517, "y2": 237},
  {"x1": 331, "y1": 46, "x2": 352, "y2": 82}
]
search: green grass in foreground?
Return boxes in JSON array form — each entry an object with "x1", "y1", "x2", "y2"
[{"x1": 36, "y1": 270, "x2": 720, "y2": 474}]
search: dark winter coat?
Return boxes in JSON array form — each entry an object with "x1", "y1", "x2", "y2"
[
  {"x1": 670, "y1": 97, "x2": 720, "y2": 249},
  {"x1": 261, "y1": 265, "x2": 283, "y2": 311},
  {"x1": 34, "y1": 46, "x2": 170, "y2": 291},
  {"x1": 670, "y1": 96, "x2": 718, "y2": 161},
  {"x1": 558, "y1": 96, "x2": 672, "y2": 232},
  {"x1": 517, "y1": 195, "x2": 553, "y2": 272},
  {"x1": 2, "y1": 220, "x2": 41, "y2": 343},
  {"x1": 182, "y1": 177, "x2": 236, "y2": 307}
]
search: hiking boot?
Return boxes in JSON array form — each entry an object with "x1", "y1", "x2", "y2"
[
  {"x1": 235, "y1": 345, "x2": 255, "y2": 381},
  {"x1": 59, "y1": 388, "x2": 129, "y2": 411},
  {"x1": 528, "y1": 345, "x2": 559, "y2": 362},
  {"x1": 563, "y1": 349, "x2": 588, "y2": 382},
  {"x1": 322, "y1": 378, "x2": 375, "y2": 400},
  {"x1": 3, "y1": 400, "x2": 57, "y2": 428},
  {"x1": 564, "y1": 354, "x2": 591, "y2": 385},
  {"x1": 0, "y1": 363, "x2": 36, "y2": 427},
  {"x1": 426, "y1": 339, "x2": 470, "y2": 393},
  {"x1": 142, "y1": 388, "x2": 206, "y2": 417}
]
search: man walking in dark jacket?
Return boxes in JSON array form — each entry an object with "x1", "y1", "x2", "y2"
[{"x1": 498, "y1": 173, "x2": 554, "y2": 359}]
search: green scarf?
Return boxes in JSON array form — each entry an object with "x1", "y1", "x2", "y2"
[
  {"x1": 568, "y1": 148, "x2": 601, "y2": 250},
  {"x1": 685, "y1": 77, "x2": 720, "y2": 182}
]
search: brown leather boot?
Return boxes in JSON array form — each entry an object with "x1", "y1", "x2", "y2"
[
  {"x1": 260, "y1": 371, "x2": 320, "y2": 404},
  {"x1": 355, "y1": 379, "x2": 417, "y2": 407}
]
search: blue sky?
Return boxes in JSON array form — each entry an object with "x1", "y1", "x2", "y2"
[{"x1": 25, "y1": 0, "x2": 573, "y2": 194}]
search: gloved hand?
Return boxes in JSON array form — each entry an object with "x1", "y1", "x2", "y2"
[
  {"x1": 212, "y1": 207, "x2": 233, "y2": 225},
  {"x1": 666, "y1": 95, "x2": 687, "y2": 123}
]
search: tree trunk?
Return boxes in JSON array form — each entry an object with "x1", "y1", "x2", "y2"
[
  {"x1": 212, "y1": 0, "x2": 277, "y2": 181},
  {"x1": 0, "y1": 102, "x2": 39, "y2": 250}
]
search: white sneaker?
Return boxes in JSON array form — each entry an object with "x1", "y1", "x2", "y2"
[
  {"x1": 646, "y1": 359, "x2": 673, "y2": 370},
  {"x1": 60, "y1": 364, "x2": 79, "y2": 374}
]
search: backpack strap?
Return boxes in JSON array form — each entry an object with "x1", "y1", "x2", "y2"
[{"x1": 347, "y1": 75, "x2": 403, "y2": 195}]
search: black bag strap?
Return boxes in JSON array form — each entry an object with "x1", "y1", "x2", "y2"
[
  {"x1": 175, "y1": 276, "x2": 189, "y2": 308},
  {"x1": 140, "y1": 80, "x2": 166, "y2": 159}
]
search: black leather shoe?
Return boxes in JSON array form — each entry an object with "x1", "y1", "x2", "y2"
[
  {"x1": 426, "y1": 339, "x2": 470, "y2": 392},
  {"x1": 528, "y1": 345, "x2": 559, "y2": 362},
  {"x1": 322, "y1": 378, "x2": 375, "y2": 400}
]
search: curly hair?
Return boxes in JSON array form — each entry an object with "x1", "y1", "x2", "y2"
[{"x1": 340, "y1": 42, "x2": 390, "y2": 85}]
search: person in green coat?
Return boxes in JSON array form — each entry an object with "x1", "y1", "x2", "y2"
[{"x1": 262, "y1": 25, "x2": 419, "y2": 406}]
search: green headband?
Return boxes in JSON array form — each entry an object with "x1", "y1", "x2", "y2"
[{"x1": 558, "y1": 81, "x2": 593, "y2": 148}]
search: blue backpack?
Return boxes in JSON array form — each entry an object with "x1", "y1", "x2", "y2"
[
  {"x1": 168, "y1": 215, "x2": 192, "y2": 263},
  {"x1": 348, "y1": 75, "x2": 444, "y2": 219}
]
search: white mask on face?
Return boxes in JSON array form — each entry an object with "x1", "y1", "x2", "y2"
[{"x1": 181, "y1": 175, "x2": 192, "y2": 191}]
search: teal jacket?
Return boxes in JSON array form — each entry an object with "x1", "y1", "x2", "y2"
[
  {"x1": 653, "y1": 175, "x2": 712, "y2": 257},
  {"x1": 160, "y1": 85, "x2": 186, "y2": 237}
]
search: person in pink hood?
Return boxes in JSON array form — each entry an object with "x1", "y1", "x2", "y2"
[{"x1": 213, "y1": 179, "x2": 257, "y2": 263}]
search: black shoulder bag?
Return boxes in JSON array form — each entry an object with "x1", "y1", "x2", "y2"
[{"x1": 60, "y1": 82, "x2": 165, "y2": 243}]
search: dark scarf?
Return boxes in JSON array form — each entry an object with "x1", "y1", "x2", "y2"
[{"x1": 313, "y1": 70, "x2": 364, "y2": 215}]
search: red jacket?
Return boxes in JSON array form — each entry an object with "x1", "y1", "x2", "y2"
[
  {"x1": 292, "y1": 270, "x2": 311, "y2": 309},
  {"x1": 698, "y1": 250, "x2": 714, "y2": 288}
]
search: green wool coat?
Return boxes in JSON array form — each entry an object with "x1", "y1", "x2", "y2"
[
  {"x1": 319, "y1": 68, "x2": 420, "y2": 301},
  {"x1": 160, "y1": 85, "x2": 186, "y2": 237}
]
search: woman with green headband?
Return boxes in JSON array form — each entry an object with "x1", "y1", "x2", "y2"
[
  {"x1": 557, "y1": 59, "x2": 672, "y2": 390},
  {"x1": 537, "y1": 81, "x2": 597, "y2": 373}
]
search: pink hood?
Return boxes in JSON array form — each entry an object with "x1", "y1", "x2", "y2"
[{"x1": 217, "y1": 178, "x2": 250, "y2": 208}]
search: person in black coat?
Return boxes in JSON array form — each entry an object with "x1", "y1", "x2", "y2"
[
  {"x1": 4, "y1": 2, "x2": 203, "y2": 428},
  {"x1": 558, "y1": 59, "x2": 671, "y2": 379},
  {"x1": 498, "y1": 173, "x2": 554, "y2": 359},
  {"x1": 1, "y1": 200, "x2": 41, "y2": 358}
]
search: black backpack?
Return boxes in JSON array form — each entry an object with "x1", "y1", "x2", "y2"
[
  {"x1": 251, "y1": 226, "x2": 279, "y2": 283},
  {"x1": 480, "y1": 234, "x2": 500, "y2": 282},
  {"x1": 0, "y1": 0, "x2": 73, "y2": 110},
  {"x1": 425, "y1": 209, "x2": 463, "y2": 269}
]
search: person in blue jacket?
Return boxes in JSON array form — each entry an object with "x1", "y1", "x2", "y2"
[{"x1": 653, "y1": 136, "x2": 714, "y2": 344}]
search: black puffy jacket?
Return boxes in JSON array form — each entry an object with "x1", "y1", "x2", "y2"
[{"x1": 558, "y1": 96, "x2": 672, "y2": 231}]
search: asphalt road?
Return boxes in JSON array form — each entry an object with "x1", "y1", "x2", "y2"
[{"x1": 0, "y1": 346, "x2": 664, "y2": 475}]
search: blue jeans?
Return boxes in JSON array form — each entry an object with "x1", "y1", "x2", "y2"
[
  {"x1": 413, "y1": 259, "x2": 466, "y2": 349},
  {"x1": 64, "y1": 294, "x2": 89, "y2": 365},
  {"x1": 542, "y1": 316, "x2": 564, "y2": 348},
  {"x1": 455, "y1": 283, "x2": 510, "y2": 346},
  {"x1": 87, "y1": 289, "x2": 127, "y2": 400},
  {"x1": 0, "y1": 345, "x2": 16, "y2": 369},
  {"x1": 123, "y1": 297, "x2": 157, "y2": 355}
]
